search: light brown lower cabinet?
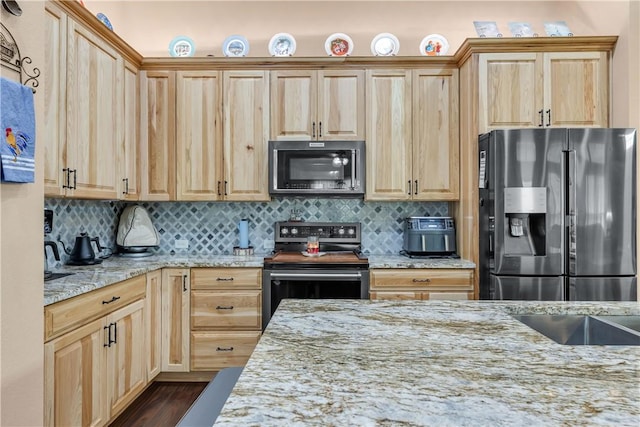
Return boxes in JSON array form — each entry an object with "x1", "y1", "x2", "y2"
[
  {"x1": 161, "y1": 268, "x2": 191, "y2": 372},
  {"x1": 370, "y1": 268, "x2": 475, "y2": 300},
  {"x1": 145, "y1": 270, "x2": 162, "y2": 380},
  {"x1": 44, "y1": 275, "x2": 147, "y2": 427},
  {"x1": 190, "y1": 268, "x2": 262, "y2": 371}
]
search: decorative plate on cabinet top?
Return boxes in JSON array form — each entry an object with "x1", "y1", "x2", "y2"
[
  {"x1": 169, "y1": 36, "x2": 196, "y2": 57},
  {"x1": 419, "y1": 34, "x2": 449, "y2": 56},
  {"x1": 268, "y1": 33, "x2": 296, "y2": 56},
  {"x1": 222, "y1": 35, "x2": 250, "y2": 57},
  {"x1": 370, "y1": 33, "x2": 399, "y2": 56},
  {"x1": 325, "y1": 33, "x2": 353, "y2": 56},
  {"x1": 96, "y1": 13, "x2": 113, "y2": 31}
]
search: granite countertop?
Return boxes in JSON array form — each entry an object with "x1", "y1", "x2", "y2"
[
  {"x1": 44, "y1": 253, "x2": 475, "y2": 306},
  {"x1": 215, "y1": 300, "x2": 640, "y2": 426},
  {"x1": 367, "y1": 254, "x2": 475, "y2": 269},
  {"x1": 44, "y1": 254, "x2": 265, "y2": 306}
]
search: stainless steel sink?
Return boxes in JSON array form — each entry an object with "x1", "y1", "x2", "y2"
[
  {"x1": 597, "y1": 315, "x2": 640, "y2": 333},
  {"x1": 513, "y1": 314, "x2": 640, "y2": 346}
]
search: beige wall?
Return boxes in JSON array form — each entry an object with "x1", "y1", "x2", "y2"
[
  {"x1": 0, "y1": 1, "x2": 45, "y2": 425},
  {"x1": 84, "y1": 0, "x2": 636, "y2": 123}
]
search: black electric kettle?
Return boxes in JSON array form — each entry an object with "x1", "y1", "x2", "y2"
[{"x1": 60, "y1": 233, "x2": 103, "y2": 265}]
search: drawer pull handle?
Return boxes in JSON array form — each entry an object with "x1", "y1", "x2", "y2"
[
  {"x1": 412, "y1": 278, "x2": 431, "y2": 283},
  {"x1": 102, "y1": 296, "x2": 121, "y2": 304},
  {"x1": 216, "y1": 346, "x2": 234, "y2": 352},
  {"x1": 216, "y1": 305, "x2": 234, "y2": 310},
  {"x1": 216, "y1": 277, "x2": 234, "y2": 281}
]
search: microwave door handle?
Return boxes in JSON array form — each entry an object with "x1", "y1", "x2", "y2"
[
  {"x1": 272, "y1": 150, "x2": 278, "y2": 190},
  {"x1": 351, "y1": 149, "x2": 356, "y2": 190}
]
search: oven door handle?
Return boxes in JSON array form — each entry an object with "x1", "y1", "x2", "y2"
[{"x1": 268, "y1": 272, "x2": 362, "y2": 280}]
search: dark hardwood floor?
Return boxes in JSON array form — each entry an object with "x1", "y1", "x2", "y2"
[{"x1": 109, "y1": 382, "x2": 208, "y2": 427}]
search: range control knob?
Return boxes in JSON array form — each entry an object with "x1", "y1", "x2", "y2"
[
  {"x1": 347, "y1": 228, "x2": 355, "y2": 235},
  {"x1": 281, "y1": 227, "x2": 289, "y2": 235},
  {"x1": 338, "y1": 228, "x2": 345, "y2": 235},
  {"x1": 291, "y1": 228, "x2": 298, "y2": 235}
]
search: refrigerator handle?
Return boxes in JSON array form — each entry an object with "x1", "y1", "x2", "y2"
[
  {"x1": 488, "y1": 216, "x2": 495, "y2": 255},
  {"x1": 567, "y1": 150, "x2": 577, "y2": 275}
]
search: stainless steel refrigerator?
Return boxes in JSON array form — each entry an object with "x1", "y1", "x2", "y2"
[{"x1": 478, "y1": 128, "x2": 637, "y2": 301}]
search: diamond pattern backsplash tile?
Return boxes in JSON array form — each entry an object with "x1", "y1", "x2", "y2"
[{"x1": 45, "y1": 198, "x2": 449, "y2": 260}]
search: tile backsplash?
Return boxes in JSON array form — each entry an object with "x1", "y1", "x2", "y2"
[{"x1": 45, "y1": 198, "x2": 449, "y2": 262}]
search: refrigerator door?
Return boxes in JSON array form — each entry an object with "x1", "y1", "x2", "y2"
[
  {"x1": 568, "y1": 128, "x2": 637, "y2": 277},
  {"x1": 492, "y1": 275, "x2": 565, "y2": 300},
  {"x1": 492, "y1": 129, "x2": 566, "y2": 276},
  {"x1": 569, "y1": 277, "x2": 637, "y2": 301}
]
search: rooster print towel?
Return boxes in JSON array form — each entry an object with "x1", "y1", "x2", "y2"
[{"x1": 0, "y1": 77, "x2": 35, "y2": 183}]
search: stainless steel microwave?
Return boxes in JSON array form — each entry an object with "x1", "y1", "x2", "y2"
[{"x1": 269, "y1": 140, "x2": 365, "y2": 197}]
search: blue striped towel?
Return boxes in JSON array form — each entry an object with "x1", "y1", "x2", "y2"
[{"x1": 1, "y1": 77, "x2": 36, "y2": 183}]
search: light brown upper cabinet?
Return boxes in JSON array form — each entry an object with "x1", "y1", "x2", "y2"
[
  {"x1": 478, "y1": 52, "x2": 609, "y2": 132},
  {"x1": 366, "y1": 68, "x2": 459, "y2": 201},
  {"x1": 223, "y1": 71, "x2": 270, "y2": 201},
  {"x1": 44, "y1": 1, "x2": 67, "y2": 196},
  {"x1": 139, "y1": 70, "x2": 176, "y2": 201},
  {"x1": 120, "y1": 60, "x2": 140, "y2": 200},
  {"x1": 175, "y1": 71, "x2": 223, "y2": 200},
  {"x1": 45, "y1": 4, "x2": 123, "y2": 199},
  {"x1": 173, "y1": 70, "x2": 270, "y2": 201},
  {"x1": 270, "y1": 70, "x2": 365, "y2": 141}
]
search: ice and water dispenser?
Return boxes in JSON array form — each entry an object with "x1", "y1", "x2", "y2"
[{"x1": 503, "y1": 187, "x2": 547, "y2": 256}]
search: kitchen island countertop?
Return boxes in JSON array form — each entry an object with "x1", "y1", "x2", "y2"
[{"x1": 215, "y1": 299, "x2": 639, "y2": 426}]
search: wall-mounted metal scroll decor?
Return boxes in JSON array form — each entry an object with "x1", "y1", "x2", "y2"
[{"x1": 0, "y1": 22, "x2": 40, "y2": 93}]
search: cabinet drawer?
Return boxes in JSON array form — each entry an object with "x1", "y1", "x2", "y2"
[
  {"x1": 191, "y1": 291, "x2": 262, "y2": 330},
  {"x1": 191, "y1": 331, "x2": 261, "y2": 370},
  {"x1": 191, "y1": 268, "x2": 261, "y2": 290},
  {"x1": 44, "y1": 275, "x2": 146, "y2": 341},
  {"x1": 370, "y1": 269, "x2": 473, "y2": 290}
]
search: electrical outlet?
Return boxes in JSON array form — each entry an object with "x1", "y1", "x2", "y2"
[
  {"x1": 263, "y1": 240, "x2": 275, "y2": 250},
  {"x1": 175, "y1": 239, "x2": 189, "y2": 249}
]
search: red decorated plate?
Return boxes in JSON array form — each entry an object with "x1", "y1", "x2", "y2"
[{"x1": 325, "y1": 33, "x2": 353, "y2": 56}]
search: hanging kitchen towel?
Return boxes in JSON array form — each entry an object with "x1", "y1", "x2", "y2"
[{"x1": 0, "y1": 77, "x2": 36, "y2": 183}]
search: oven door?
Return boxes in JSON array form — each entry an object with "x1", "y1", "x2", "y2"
[
  {"x1": 262, "y1": 267, "x2": 369, "y2": 329},
  {"x1": 268, "y1": 140, "x2": 365, "y2": 196}
]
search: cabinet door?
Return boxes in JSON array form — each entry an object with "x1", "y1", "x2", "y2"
[
  {"x1": 478, "y1": 53, "x2": 542, "y2": 131},
  {"x1": 66, "y1": 19, "x2": 121, "y2": 199},
  {"x1": 44, "y1": 318, "x2": 108, "y2": 427},
  {"x1": 176, "y1": 71, "x2": 222, "y2": 200},
  {"x1": 44, "y1": 2, "x2": 67, "y2": 196},
  {"x1": 543, "y1": 52, "x2": 609, "y2": 127},
  {"x1": 270, "y1": 71, "x2": 316, "y2": 140},
  {"x1": 223, "y1": 71, "x2": 270, "y2": 201},
  {"x1": 107, "y1": 299, "x2": 146, "y2": 419},
  {"x1": 139, "y1": 70, "x2": 176, "y2": 200},
  {"x1": 317, "y1": 70, "x2": 365, "y2": 140},
  {"x1": 412, "y1": 69, "x2": 459, "y2": 200},
  {"x1": 145, "y1": 270, "x2": 162, "y2": 380},
  {"x1": 161, "y1": 268, "x2": 190, "y2": 372},
  {"x1": 365, "y1": 69, "x2": 412, "y2": 200},
  {"x1": 120, "y1": 61, "x2": 139, "y2": 200}
]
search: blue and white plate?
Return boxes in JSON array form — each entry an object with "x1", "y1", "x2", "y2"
[
  {"x1": 223, "y1": 35, "x2": 250, "y2": 57},
  {"x1": 96, "y1": 13, "x2": 113, "y2": 31},
  {"x1": 169, "y1": 36, "x2": 196, "y2": 57},
  {"x1": 268, "y1": 33, "x2": 296, "y2": 57}
]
